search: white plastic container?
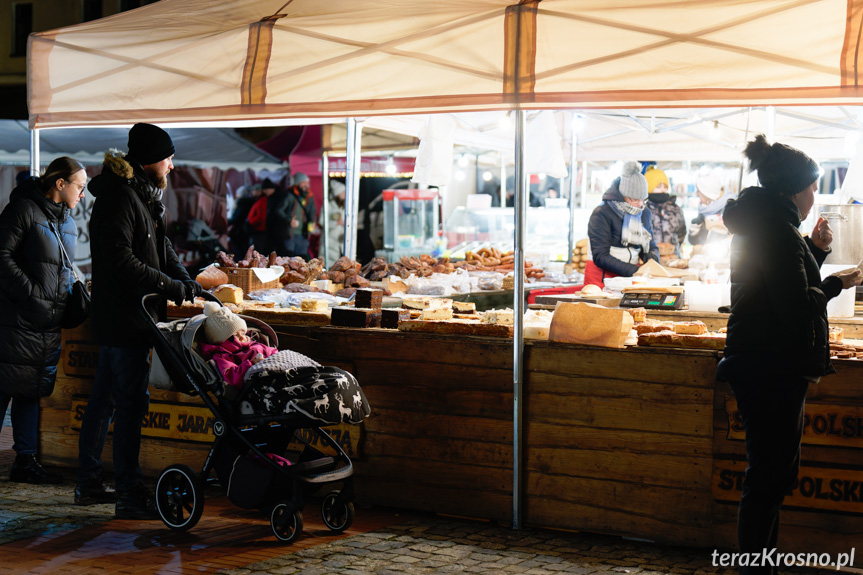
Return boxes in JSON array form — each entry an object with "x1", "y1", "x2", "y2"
[
  {"x1": 821, "y1": 264, "x2": 856, "y2": 318},
  {"x1": 684, "y1": 281, "x2": 731, "y2": 312}
]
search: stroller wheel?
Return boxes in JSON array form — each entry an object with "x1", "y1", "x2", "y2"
[
  {"x1": 321, "y1": 490, "x2": 355, "y2": 533},
  {"x1": 156, "y1": 464, "x2": 204, "y2": 531},
  {"x1": 270, "y1": 501, "x2": 303, "y2": 544}
]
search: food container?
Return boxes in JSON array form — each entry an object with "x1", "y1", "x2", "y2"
[
  {"x1": 821, "y1": 264, "x2": 856, "y2": 318},
  {"x1": 218, "y1": 267, "x2": 282, "y2": 293},
  {"x1": 684, "y1": 281, "x2": 730, "y2": 312}
]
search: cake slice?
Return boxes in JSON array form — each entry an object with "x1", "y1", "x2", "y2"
[
  {"x1": 482, "y1": 308, "x2": 514, "y2": 325},
  {"x1": 452, "y1": 301, "x2": 476, "y2": 314},
  {"x1": 215, "y1": 284, "x2": 244, "y2": 305},
  {"x1": 421, "y1": 307, "x2": 454, "y2": 321},
  {"x1": 301, "y1": 298, "x2": 329, "y2": 312}
]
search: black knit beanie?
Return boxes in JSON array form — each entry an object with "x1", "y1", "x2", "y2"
[
  {"x1": 127, "y1": 123, "x2": 175, "y2": 166},
  {"x1": 743, "y1": 134, "x2": 819, "y2": 197}
]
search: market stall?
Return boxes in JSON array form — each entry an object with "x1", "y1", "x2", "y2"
[
  {"x1": 27, "y1": 0, "x2": 863, "y2": 543},
  {"x1": 43, "y1": 310, "x2": 863, "y2": 554}
]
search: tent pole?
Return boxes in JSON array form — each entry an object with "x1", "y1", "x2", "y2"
[
  {"x1": 30, "y1": 128, "x2": 40, "y2": 176},
  {"x1": 499, "y1": 155, "x2": 506, "y2": 207},
  {"x1": 345, "y1": 119, "x2": 363, "y2": 261},
  {"x1": 568, "y1": 112, "x2": 579, "y2": 261},
  {"x1": 512, "y1": 108, "x2": 526, "y2": 530},
  {"x1": 322, "y1": 153, "x2": 330, "y2": 267}
]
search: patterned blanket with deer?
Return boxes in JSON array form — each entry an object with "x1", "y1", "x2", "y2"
[{"x1": 242, "y1": 365, "x2": 370, "y2": 425}]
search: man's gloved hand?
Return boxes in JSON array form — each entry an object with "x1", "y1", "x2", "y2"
[
  {"x1": 169, "y1": 280, "x2": 186, "y2": 307},
  {"x1": 183, "y1": 280, "x2": 205, "y2": 301}
]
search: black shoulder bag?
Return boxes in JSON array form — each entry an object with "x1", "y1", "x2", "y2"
[{"x1": 51, "y1": 221, "x2": 90, "y2": 329}]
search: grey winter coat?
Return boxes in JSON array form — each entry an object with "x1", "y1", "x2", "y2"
[{"x1": 0, "y1": 177, "x2": 77, "y2": 398}]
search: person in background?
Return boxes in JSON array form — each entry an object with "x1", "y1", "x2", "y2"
[
  {"x1": 644, "y1": 166, "x2": 687, "y2": 257},
  {"x1": 688, "y1": 170, "x2": 730, "y2": 247},
  {"x1": 228, "y1": 184, "x2": 261, "y2": 255},
  {"x1": 319, "y1": 180, "x2": 346, "y2": 266},
  {"x1": 77, "y1": 123, "x2": 203, "y2": 518},
  {"x1": 546, "y1": 187, "x2": 559, "y2": 199},
  {"x1": 585, "y1": 160, "x2": 660, "y2": 287},
  {"x1": 246, "y1": 178, "x2": 277, "y2": 254},
  {"x1": 0, "y1": 157, "x2": 86, "y2": 484},
  {"x1": 268, "y1": 172, "x2": 317, "y2": 259},
  {"x1": 718, "y1": 135, "x2": 862, "y2": 575}
]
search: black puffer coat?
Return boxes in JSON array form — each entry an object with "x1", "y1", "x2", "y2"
[
  {"x1": 88, "y1": 152, "x2": 190, "y2": 347},
  {"x1": 0, "y1": 177, "x2": 76, "y2": 399},
  {"x1": 587, "y1": 179, "x2": 660, "y2": 277},
  {"x1": 717, "y1": 187, "x2": 842, "y2": 381}
]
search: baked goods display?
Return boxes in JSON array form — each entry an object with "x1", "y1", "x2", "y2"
[
  {"x1": 829, "y1": 326, "x2": 844, "y2": 343},
  {"x1": 637, "y1": 330, "x2": 726, "y2": 350},
  {"x1": 458, "y1": 247, "x2": 545, "y2": 279},
  {"x1": 625, "y1": 307, "x2": 646, "y2": 323},
  {"x1": 673, "y1": 321, "x2": 708, "y2": 335},
  {"x1": 567, "y1": 238, "x2": 589, "y2": 274}
]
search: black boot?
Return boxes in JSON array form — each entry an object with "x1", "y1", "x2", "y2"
[
  {"x1": 9, "y1": 453, "x2": 64, "y2": 485},
  {"x1": 75, "y1": 476, "x2": 116, "y2": 505},
  {"x1": 115, "y1": 483, "x2": 159, "y2": 520}
]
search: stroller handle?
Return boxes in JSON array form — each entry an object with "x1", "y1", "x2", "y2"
[{"x1": 141, "y1": 289, "x2": 221, "y2": 315}]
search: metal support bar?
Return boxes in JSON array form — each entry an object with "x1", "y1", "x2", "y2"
[
  {"x1": 512, "y1": 109, "x2": 527, "y2": 530},
  {"x1": 344, "y1": 119, "x2": 363, "y2": 261}
]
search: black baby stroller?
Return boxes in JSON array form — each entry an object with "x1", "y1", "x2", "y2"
[{"x1": 142, "y1": 292, "x2": 370, "y2": 544}]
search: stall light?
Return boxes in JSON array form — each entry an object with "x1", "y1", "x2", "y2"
[
  {"x1": 538, "y1": 173, "x2": 546, "y2": 180},
  {"x1": 499, "y1": 113, "x2": 513, "y2": 131},
  {"x1": 573, "y1": 114, "x2": 584, "y2": 133},
  {"x1": 385, "y1": 156, "x2": 397, "y2": 175},
  {"x1": 455, "y1": 170, "x2": 466, "y2": 181},
  {"x1": 457, "y1": 154, "x2": 470, "y2": 168},
  {"x1": 482, "y1": 170, "x2": 494, "y2": 182},
  {"x1": 711, "y1": 120, "x2": 721, "y2": 138}
]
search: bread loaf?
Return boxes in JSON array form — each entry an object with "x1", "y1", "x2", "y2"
[
  {"x1": 300, "y1": 298, "x2": 329, "y2": 312},
  {"x1": 196, "y1": 266, "x2": 229, "y2": 289},
  {"x1": 673, "y1": 321, "x2": 708, "y2": 335}
]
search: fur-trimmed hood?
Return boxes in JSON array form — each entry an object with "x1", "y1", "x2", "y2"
[{"x1": 88, "y1": 149, "x2": 135, "y2": 199}]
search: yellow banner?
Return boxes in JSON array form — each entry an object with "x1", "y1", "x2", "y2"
[
  {"x1": 71, "y1": 398, "x2": 216, "y2": 443},
  {"x1": 62, "y1": 341, "x2": 100, "y2": 377},
  {"x1": 71, "y1": 398, "x2": 363, "y2": 454},
  {"x1": 713, "y1": 459, "x2": 863, "y2": 514},
  {"x1": 725, "y1": 397, "x2": 863, "y2": 448}
]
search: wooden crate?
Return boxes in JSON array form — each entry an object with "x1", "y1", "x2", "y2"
[{"x1": 219, "y1": 267, "x2": 282, "y2": 292}]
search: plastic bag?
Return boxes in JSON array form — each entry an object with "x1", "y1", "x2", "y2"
[{"x1": 247, "y1": 288, "x2": 290, "y2": 305}]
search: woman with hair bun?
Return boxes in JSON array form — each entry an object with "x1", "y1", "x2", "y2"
[
  {"x1": 718, "y1": 135, "x2": 861, "y2": 573},
  {"x1": 0, "y1": 156, "x2": 86, "y2": 484}
]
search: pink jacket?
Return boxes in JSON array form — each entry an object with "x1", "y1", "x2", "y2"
[{"x1": 200, "y1": 337, "x2": 278, "y2": 389}]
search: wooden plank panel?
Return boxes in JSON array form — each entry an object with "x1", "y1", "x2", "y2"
[
  {"x1": 364, "y1": 408, "x2": 511, "y2": 443},
  {"x1": 354, "y1": 456, "x2": 511, "y2": 495},
  {"x1": 527, "y1": 342, "x2": 719, "y2": 387},
  {"x1": 526, "y1": 472, "x2": 713, "y2": 526},
  {"x1": 354, "y1": 475, "x2": 511, "y2": 522},
  {"x1": 527, "y1": 377, "x2": 712, "y2": 437},
  {"x1": 526, "y1": 421, "x2": 712, "y2": 457},
  {"x1": 361, "y1": 381, "x2": 512, "y2": 420},
  {"x1": 525, "y1": 446, "x2": 712, "y2": 489},
  {"x1": 364, "y1": 432, "x2": 511, "y2": 469},
  {"x1": 274, "y1": 327, "x2": 514, "y2": 366}
]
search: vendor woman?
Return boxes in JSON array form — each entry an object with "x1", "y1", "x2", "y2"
[{"x1": 585, "y1": 160, "x2": 660, "y2": 287}]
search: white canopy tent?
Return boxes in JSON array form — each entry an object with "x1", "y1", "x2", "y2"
[{"x1": 27, "y1": 0, "x2": 863, "y2": 529}]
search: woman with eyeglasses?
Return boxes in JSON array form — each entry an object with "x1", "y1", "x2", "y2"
[{"x1": 0, "y1": 156, "x2": 86, "y2": 484}]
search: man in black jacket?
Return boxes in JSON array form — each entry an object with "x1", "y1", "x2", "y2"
[
  {"x1": 75, "y1": 123, "x2": 203, "y2": 519},
  {"x1": 267, "y1": 172, "x2": 317, "y2": 258}
]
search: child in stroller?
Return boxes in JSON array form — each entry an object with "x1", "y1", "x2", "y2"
[{"x1": 145, "y1": 293, "x2": 370, "y2": 544}]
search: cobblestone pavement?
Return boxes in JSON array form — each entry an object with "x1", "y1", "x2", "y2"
[
  {"x1": 1, "y1": 433, "x2": 860, "y2": 575},
  {"x1": 220, "y1": 516, "x2": 860, "y2": 575}
]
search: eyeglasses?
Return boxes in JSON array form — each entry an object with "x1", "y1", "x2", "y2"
[{"x1": 66, "y1": 180, "x2": 87, "y2": 193}]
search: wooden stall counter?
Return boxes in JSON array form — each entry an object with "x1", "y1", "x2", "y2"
[{"x1": 43, "y1": 317, "x2": 863, "y2": 556}]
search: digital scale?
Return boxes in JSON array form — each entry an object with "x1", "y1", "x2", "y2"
[{"x1": 618, "y1": 286, "x2": 685, "y2": 310}]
